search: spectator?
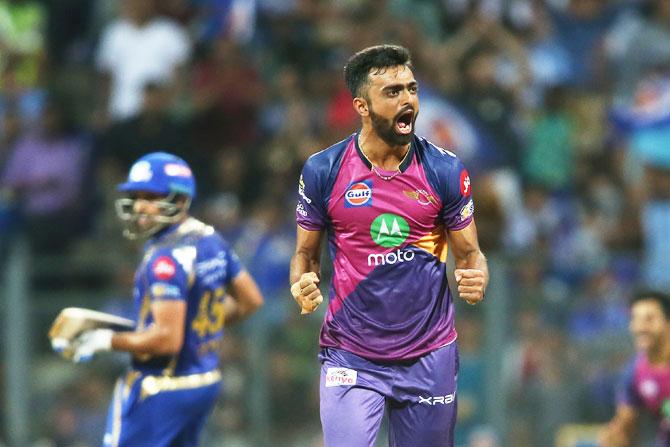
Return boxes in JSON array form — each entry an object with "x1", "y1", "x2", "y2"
[
  {"x1": 95, "y1": 0, "x2": 191, "y2": 123},
  {"x1": 1, "y1": 93, "x2": 91, "y2": 254}
]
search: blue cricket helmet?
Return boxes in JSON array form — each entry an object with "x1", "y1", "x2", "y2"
[{"x1": 118, "y1": 152, "x2": 196, "y2": 199}]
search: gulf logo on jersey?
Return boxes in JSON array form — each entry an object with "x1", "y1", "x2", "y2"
[
  {"x1": 152, "y1": 256, "x2": 176, "y2": 280},
  {"x1": 345, "y1": 180, "x2": 372, "y2": 207}
]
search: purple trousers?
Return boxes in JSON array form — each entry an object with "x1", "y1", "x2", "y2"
[{"x1": 319, "y1": 343, "x2": 458, "y2": 447}]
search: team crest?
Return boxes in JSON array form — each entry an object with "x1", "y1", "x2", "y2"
[
  {"x1": 128, "y1": 161, "x2": 153, "y2": 182},
  {"x1": 345, "y1": 180, "x2": 373, "y2": 207},
  {"x1": 403, "y1": 189, "x2": 437, "y2": 205}
]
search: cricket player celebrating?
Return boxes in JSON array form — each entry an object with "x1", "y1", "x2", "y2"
[
  {"x1": 290, "y1": 45, "x2": 488, "y2": 446},
  {"x1": 601, "y1": 290, "x2": 670, "y2": 447},
  {"x1": 65, "y1": 152, "x2": 263, "y2": 446}
]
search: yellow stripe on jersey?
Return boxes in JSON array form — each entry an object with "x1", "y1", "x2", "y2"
[
  {"x1": 410, "y1": 225, "x2": 448, "y2": 263},
  {"x1": 110, "y1": 379, "x2": 123, "y2": 447},
  {"x1": 139, "y1": 369, "x2": 222, "y2": 400}
]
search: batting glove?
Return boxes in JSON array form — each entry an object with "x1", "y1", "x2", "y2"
[{"x1": 72, "y1": 329, "x2": 113, "y2": 363}]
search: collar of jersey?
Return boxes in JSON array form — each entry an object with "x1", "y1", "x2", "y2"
[
  {"x1": 148, "y1": 220, "x2": 184, "y2": 245},
  {"x1": 354, "y1": 131, "x2": 415, "y2": 174}
]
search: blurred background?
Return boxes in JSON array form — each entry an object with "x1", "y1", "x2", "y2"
[{"x1": 1, "y1": 0, "x2": 670, "y2": 445}]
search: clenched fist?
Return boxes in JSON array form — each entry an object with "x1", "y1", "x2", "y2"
[
  {"x1": 291, "y1": 272, "x2": 323, "y2": 314},
  {"x1": 455, "y1": 269, "x2": 486, "y2": 305}
]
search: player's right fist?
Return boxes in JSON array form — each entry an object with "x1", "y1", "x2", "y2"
[
  {"x1": 291, "y1": 272, "x2": 323, "y2": 315},
  {"x1": 71, "y1": 328, "x2": 113, "y2": 363}
]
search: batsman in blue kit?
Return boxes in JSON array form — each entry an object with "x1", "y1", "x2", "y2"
[{"x1": 69, "y1": 152, "x2": 263, "y2": 446}]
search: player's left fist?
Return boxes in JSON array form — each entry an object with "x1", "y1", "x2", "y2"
[
  {"x1": 454, "y1": 269, "x2": 486, "y2": 305},
  {"x1": 71, "y1": 329, "x2": 114, "y2": 363}
]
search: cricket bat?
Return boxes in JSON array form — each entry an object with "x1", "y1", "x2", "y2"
[{"x1": 48, "y1": 307, "x2": 135, "y2": 359}]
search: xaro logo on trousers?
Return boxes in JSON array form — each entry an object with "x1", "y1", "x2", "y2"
[
  {"x1": 370, "y1": 213, "x2": 410, "y2": 247},
  {"x1": 418, "y1": 393, "x2": 456, "y2": 405}
]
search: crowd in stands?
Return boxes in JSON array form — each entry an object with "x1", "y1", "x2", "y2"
[{"x1": 1, "y1": 0, "x2": 670, "y2": 445}]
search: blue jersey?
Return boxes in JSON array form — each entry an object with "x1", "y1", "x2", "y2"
[{"x1": 131, "y1": 217, "x2": 242, "y2": 375}]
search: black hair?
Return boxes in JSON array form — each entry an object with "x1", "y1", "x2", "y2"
[
  {"x1": 343, "y1": 44, "x2": 412, "y2": 98},
  {"x1": 631, "y1": 289, "x2": 670, "y2": 319}
]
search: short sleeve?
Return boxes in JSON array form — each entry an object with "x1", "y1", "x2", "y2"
[
  {"x1": 442, "y1": 158, "x2": 475, "y2": 231},
  {"x1": 145, "y1": 249, "x2": 189, "y2": 301},
  {"x1": 616, "y1": 359, "x2": 642, "y2": 408},
  {"x1": 224, "y1": 245, "x2": 243, "y2": 284},
  {"x1": 296, "y1": 157, "x2": 328, "y2": 230}
]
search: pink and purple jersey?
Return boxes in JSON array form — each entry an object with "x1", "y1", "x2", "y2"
[
  {"x1": 618, "y1": 354, "x2": 670, "y2": 445},
  {"x1": 296, "y1": 133, "x2": 474, "y2": 361}
]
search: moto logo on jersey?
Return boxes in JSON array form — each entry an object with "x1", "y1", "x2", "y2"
[
  {"x1": 152, "y1": 256, "x2": 176, "y2": 280},
  {"x1": 367, "y1": 249, "x2": 415, "y2": 266},
  {"x1": 370, "y1": 213, "x2": 409, "y2": 247},
  {"x1": 418, "y1": 393, "x2": 456, "y2": 406},
  {"x1": 345, "y1": 180, "x2": 372, "y2": 207}
]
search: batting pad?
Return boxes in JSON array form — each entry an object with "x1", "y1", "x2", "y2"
[{"x1": 48, "y1": 307, "x2": 135, "y2": 360}]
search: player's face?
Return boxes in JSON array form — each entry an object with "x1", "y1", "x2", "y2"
[
  {"x1": 131, "y1": 192, "x2": 165, "y2": 231},
  {"x1": 365, "y1": 65, "x2": 419, "y2": 147},
  {"x1": 629, "y1": 300, "x2": 669, "y2": 353}
]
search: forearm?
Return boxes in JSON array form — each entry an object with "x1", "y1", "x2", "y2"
[
  {"x1": 111, "y1": 326, "x2": 182, "y2": 356},
  {"x1": 290, "y1": 250, "x2": 320, "y2": 285},
  {"x1": 222, "y1": 294, "x2": 258, "y2": 326},
  {"x1": 601, "y1": 406, "x2": 637, "y2": 447},
  {"x1": 455, "y1": 250, "x2": 489, "y2": 285}
]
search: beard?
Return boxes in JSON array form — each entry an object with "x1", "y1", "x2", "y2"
[{"x1": 369, "y1": 105, "x2": 416, "y2": 147}]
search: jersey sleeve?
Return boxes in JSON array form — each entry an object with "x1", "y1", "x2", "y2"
[
  {"x1": 616, "y1": 359, "x2": 642, "y2": 408},
  {"x1": 441, "y1": 157, "x2": 475, "y2": 231},
  {"x1": 296, "y1": 156, "x2": 328, "y2": 231},
  {"x1": 145, "y1": 248, "x2": 190, "y2": 302},
  {"x1": 223, "y1": 243, "x2": 243, "y2": 285}
]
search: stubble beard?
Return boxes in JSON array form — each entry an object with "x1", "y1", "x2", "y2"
[{"x1": 369, "y1": 106, "x2": 415, "y2": 147}]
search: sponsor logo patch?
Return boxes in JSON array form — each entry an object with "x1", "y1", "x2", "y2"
[
  {"x1": 325, "y1": 367, "x2": 358, "y2": 387},
  {"x1": 662, "y1": 398, "x2": 670, "y2": 421},
  {"x1": 460, "y1": 170, "x2": 471, "y2": 196},
  {"x1": 459, "y1": 199, "x2": 474, "y2": 220},
  {"x1": 298, "y1": 175, "x2": 312, "y2": 204},
  {"x1": 367, "y1": 249, "x2": 415, "y2": 266},
  {"x1": 164, "y1": 163, "x2": 192, "y2": 177},
  {"x1": 370, "y1": 213, "x2": 410, "y2": 247},
  {"x1": 151, "y1": 282, "x2": 181, "y2": 298},
  {"x1": 418, "y1": 393, "x2": 456, "y2": 405},
  {"x1": 152, "y1": 256, "x2": 176, "y2": 280},
  {"x1": 640, "y1": 379, "x2": 659, "y2": 399},
  {"x1": 345, "y1": 180, "x2": 372, "y2": 207},
  {"x1": 296, "y1": 203, "x2": 308, "y2": 217}
]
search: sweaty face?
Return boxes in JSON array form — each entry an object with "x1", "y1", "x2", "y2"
[
  {"x1": 364, "y1": 65, "x2": 419, "y2": 146},
  {"x1": 629, "y1": 300, "x2": 669, "y2": 354}
]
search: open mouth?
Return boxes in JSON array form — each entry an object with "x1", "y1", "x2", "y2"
[{"x1": 395, "y1": 109, "x2": 414, "y2": 135}]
